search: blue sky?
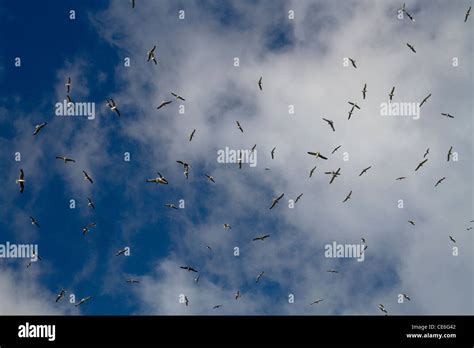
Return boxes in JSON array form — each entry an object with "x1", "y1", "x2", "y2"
[{"x1": 0, "y1": 0, "x2": 472, "y2": 315}]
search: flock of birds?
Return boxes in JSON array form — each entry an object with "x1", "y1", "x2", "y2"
[{"x1": 12, "y1": 2, "x2": 473, "y2": 313}]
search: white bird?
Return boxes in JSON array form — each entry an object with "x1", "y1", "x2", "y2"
[
  {"x1": 82, "y1": 170, "x2": 93, "y2": 184},
  {"x1": 171, "y1": 92, "x2": 185, "y2": 101},
  {"x1": 157, "y1": 100, "x2": 172, "y2": 110},
  {"x1": 205, "y1": 174, "x2": 215, "y2": 183},
  {"x1": 236, "y1": 121, "x2": 244, "y2": 133},
  {"x1": 87, "y1": 197, "x2": 95, "y2": 209},
  {"x1": 55, "y1": 156, "x2": 76, "y2": 163},
  {"x1": 235, "y1": 290, "x2": 241, "y2": 300},
  {"x1": 33, "y1": 122, "x2": 47, "y2": 135},
  {"x1": 56, "y1": 289, "x2": 66, "y2": 302},
  {"x1": 322, "y1": 118, "x2": 335, "y2": 132},
  {"x1": 146, "y1": 172, "x2": 168, "y2": 185},
  {"x1": 147, "y1": 45, "x2": 157, "y2": 64},
  {"x1": 449, "y1": 235, "x2": 456, "y2": 243},
  {"x1": 16, "y1": 169, "x2": 25, "y2": 193},
  {"x1": 75, "y1": 296, "x2": 92, "y2": 307},
  {"x1": 165, "y1": 203, "x2": 178, "y2": 209},
  {"x1": 379, "y1": 304, "x2": 388, "y2": 314},
  {"x1": 256, "y1": 271, "x2": 264, "y2": 283},
  {"x1": 29, "y1": 216, "x2": 40, "y2": 228},
  {"x1": 82, "y1": 222, "x2": 96, "y2": 236},
  {"x1": 65, "y1": 77, "x2": 71, "y2": 93},
  {"x1": 177, "y1": 161, "x2": 190, "y2": 179},
  {"x1": 106, "y1": 99, "x2": 120, "y2": 117},
  {"x1": 223, "y1": 224, "x2": 232, "y2": 229},
  {"x1": 402, "y1": 293, "x2": 411, "y2": 301},
  {"x1": 324, "y1": 168, "x2": 341, "y2": 184},
  {"x1": 269, "y1": 193, "x2": 284, "y2": 209}
]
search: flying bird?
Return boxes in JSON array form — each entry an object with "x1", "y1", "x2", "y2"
[
  {"x1": 465, "y1": 6, "x2": 471, "y2": 22},
  {"x1": 82, "y1": 222, "x2": 97, "y2": 236},
  {"x1": 447, "y1": 146, "x2": 453, "y2": 162},
  {"x1": 295, "y1": 193, "x2": 303, "y2": 203},
  {"x1": 348, "y1": 101, "x2": 361, "y2": 110},
  {"x1": 258, "y1": 76, "x2": 263, "y2": 91},
  {"x1": 250, "y1": 144, "x2": 257, "y2": 153},
  {"x1": 441, "y1": 113, "x2": 454, "y2": 119},
  {"x1": 180, "y1": 266, "x2": 198, "y2": 273},
  {"x1": 55, "y1": 156, "x2": 75, "y2": 163},
  {"x1": 67, "y1": 95, "x2": 73, "y2": 104},
  {"x1": 361, "y1": 238, "x2": 366, "y2": 244},
  {"x1": 271, "y1": 147, "x2": 276, "y2": 159},
  {"x1": 348, "y1": 107, "x2": 354, "y2": 120},
  {"x1": 326, "y1": 270, "x2": 338, "y2": 273},
  {"x1": 189, "y1": 129, "x2": 196, "y2": 142},
  {"x1": 379, "y1": 304, "x2": 388, "y2": 314},
  {"x1": 359, "y1": 166, "x2": 372, "y2": 176},
  {"x1": 362, "y1": 83, "x2": 367, "y2": 99},
  {"x1": 419, "y1": 93, "x2": 431, "y2": 107},
  {"x1": 223, "y1": 224, "x2": 232, "y2": 229},
  {"x1": 116, "y1": 248, "x2": 128, "y2": 256},
  {"x1": 449, "y1": 236, "x2": 456, "y2": 243},
  {"x1": 236, "y1": 121, "x2": 244, "y2": 133},
  {"x1": 332, "y1": 145, "x2": 341, "y2": 154},
  {"x1": 269, "y1": 193, "x2": 284, "y2": 209},
  {"x1": 415, "y1": 159, "x2": 428, "y2": 171},
  {"x1": 342, "y1": 191, "x2": 352, "y2": 203},
  {"x1": 29, "y1": 216, "x2": 40, "y2": 228},
  {"x1": 325, "y1": 168, "x2": 341, "y2": 184},
  {"x1": 307, "y1": 152, "x2": 328, "y2": 160},
  {"x1": 171, "y1": 92, "x2": 185, "y2": 101},
  {"x1": 423, "y1": 148, "x2": 429, "y2": 158},
  {"x1": 157, "y1": 100, "x2": 172, "y2": 110},
  {"x1": 106, "y1": 99, "x2": 120, "y2": 116},
  {"x1": 408, "y1": 220, "x2": 415, "y2": 226},
  {"x1": 16, "y1": 169, "x2": 25, "y2": 193},
  {"x1": 213, "y1": 305, "x2": 223, "y2": 309},
  {"x1": 126, "y1": 279, "x2": 140, "y2": 284},
  {"x1": 33, "y1": 122, "x2": 47, "y2": 135},
  {"x1": 131, "y1": 0, "x2": 135, "y2": 9},
  {"x1": 309, "y1": 166, "x2": 317, "y2": 178},
  {"x1": 406, "y1": 43, "x2": 416, "y2": 53},
  {"x1": 396, "y1": 176, "x2": 406, "y2": 180},
  {"x1": 253, "y1": 234, "x2": 270, "y2": 241},
  {"x1": 434, "y1": 177, "x2": 445, "y2": 187},
  {"x1": 146, "y1": 172, "x2": 168, "y2": 185},
  {"x1": 322, "y1": 118, "x2": 335, "y2": 132},
  {"x1": 184, "y1": 296, "x2": 189, "y2": 306},
  {"x1": 194, "y1": 275, "x2": 200, "y2": 283},
  {"x1": 75, "y1": 296, "x2": 92, "y2": 307},
  {"x1": 235, "y1": 291, "x2": 241, "y2": 300},
  {"x1": 348, "y1": 58, "x2": 357, "y2": 68},
  {"x1": 205, "y1": 174, "x2": 215, "y2": 183},
  {"x1": 82, "y1": 170, "x2": 93, "y2": 184},
  {"x1": 256, "y1": 271, "x2": 264, "y2": 283},
  {"x1": 56, "y1": 289, "x2": 66, "y2": 302},
  {"x1": 402, "y1": 294, "x2": 411, "y2": 301},
  {"x1": 65, "y1": 77, "x2": 71, "y2": 93},
  {"x1": 310, "y1": 299, "x2": 324, "y2": 305},
  {"x1": 87, "y1": 197, "x2": 95, "y2": 209},
  {"x1": 389, "y1": 86, "x2": 395, "y2": 101},
  {"x1": 147, "y1": 45, "x2": 157, "y2": 64}
]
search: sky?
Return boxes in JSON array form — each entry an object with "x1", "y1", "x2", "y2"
[{"x1": 0, "y1": 0, "x2": 472, "y2": 315}]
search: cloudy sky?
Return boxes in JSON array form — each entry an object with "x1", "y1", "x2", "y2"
[{"x1": 0, "y1": 0, "x2": 472, "y2": 315}]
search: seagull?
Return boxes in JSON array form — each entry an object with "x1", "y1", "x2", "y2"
[
  {"x1": 441, "y1": 113, "x2": 454, "y2": 119},
  {"x1": 33, "y1": 122, "x2": 47, "y2": 135},
  {"x1": 406, "y1": 43, "x2": 416, "y2": 53},
  {"x1": 156, "y1": 100, "x2": 172, "y2": 110},
  {"x1": 235, "y1": 290, "x2": 241, "y2": 300},
  {"x1": 126, "y1": 279, "x2": 140, "y2": 284},
  {"x1": 348, "y1": 58, "x2": 357, "y2": 68},
  {"x1": 56, "y1": 289, "x2": 66, "y2": 302},
  {"x1": 309, "y1": 166, "x2": 317, "y2": 178},
  {"x1": 359, "y1": 166, "x2": 372, "y2": 176},
  {"x1": 253, "y1": 234, "x2": 270, "y2": 241},
  {"x1": 326, "y1": 269, "x2": 338, "y2": 273},
  {"x1": 271, "y1": 147, "x2": 276, "y2": 159},
  {"x1": 147, "y1": 45, "x2": 157, "y2": 64},
  {"x1": 189, "y1": 129, "x2": 196, "y2": 142},
  {"x1": 402, "y1": 294, "x2": 411, "y2": 301},
  {"x1": 16, "y1": 169, "x2": 25, "y2": 193},
  {"x1": 75, "y1": 296, "x2": 92, "y2": 307},
  {"x1": 423, "y1": 148, "x2": 429, "y2": 158},
  {"x1": 465, "y1": 6, "x2": 471, "y2": 22},
  {"x1": 419, "y1": 93, "x2": 431, "y2": 107},
  {"x1": 389, "y1": 86, "x2": 395, "y2": 101},
  {"x1": 415, "y1": 159, "x2": 428, "y2": 171},
  {"x1": 362, "y1": 83, "x2": 367, "y2": 99},
  {"x1": 131, "y1": 0, "x2": 135, "y2": 9},
  {"x1": 342, "y1": 191, "x2": 352, "y2": 203},
  {"x1": 307, "y1": 152, "x2": 328, "y2": 160},
  {"x1": 223, "y1": 224, "x2": 232, "y2": 229},
  {"x1": 322, "y1": 118, "x2": 335, "y2": 132},
  {"x1": 310, "y1": 299, "x2": 324, "y2": 305},
  {"x1": 258, "y1": 76, "x2": 263, "y2": 91},
  {"x1": 87, "y1": 197, "x2": 95, "y2": 210},
  {"x1": 106, "y1": 99, "x2": 120, "y2": 116},
  {"x1": 256, "y1": 271, "x2": 264, "y2": 283},
  {"x1": 379, "y1": 304, "x2": 388, "y2": 314},
  {"x1": 184, "y1": 296, "x2": 189, "y2": 306},
  {"x1": 348, "y1": 101, "x2": 361, "y2": 110},
  {"x1": 82, "y1": 222, "x2": 96, "y2": 235},
  {"x1": 332, "y1": 145, "x2": 341, "y2": 154},
  {"x1": 213, "y1": 305, "x2": 223, "y2": 309},
  {"x1": 146, "y1": 172, "x2": 168, "y2": 185},
  {"x1": 434, "y1": 177, "x2": 445, "y2": 187},
  {"x1": 449, "y1": 236, "x2": 456, "y2": 243},
  {"x1": 171, "y1": 92, "x2": 185, "y2": 101},
  {"x1": 66, "y1": 77, "x2": 71, "y2": 93},
  {"x1": 116, "y1": 248, "x2": 128, "y2": 256},
  {"x1": 408, "y1": 220, "x2": 415, "y2": 226},
  {"x1": 194, "y1": 275, "x2": 200, "y2": 283},
  {"x1": 205, "y1": 174, "x2": 215, "y2": 183},
  {"x1": 29, "y1": 216, "x2": 40, "y2": 228},
  {"x1": 180, "y1": 266, "x2": 198, "y2": 273},
  {"x1": 269, "y1": 193, "x2": 284, "y2": 209},
  {"x1": 396, "y1": 176, "x2": 406, "y2": 180},
  {"x1": 236, "y1": 121, "x2": 244, "y2": 133},
  {"x1": 348, "y1": 106, "x2": 355, "y2": 120},
  {"x1": 67, "y1": 95, "x2": 73, "y2": 104},
  {"x1": 250, "y1": 144, "x2": 257, "y2": 153},
  {"x1": 447, "y1": 146, "x2": 453, "y2": 162},
  {"x1": 295, "y1": 193, "x2": 303, "y2": 203},
  {"x1": 361, "y1": 238, "x2": 366, "y2": 244},
  {"x1": 55, "y1": 156, "x2": 76, "y2": 163},
  {"x1": 325, "y1": 168, "x2": 341, "y2": 184},
  {"x1": 82, "y1": 170, "x2": 93, "y2": 184}
]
